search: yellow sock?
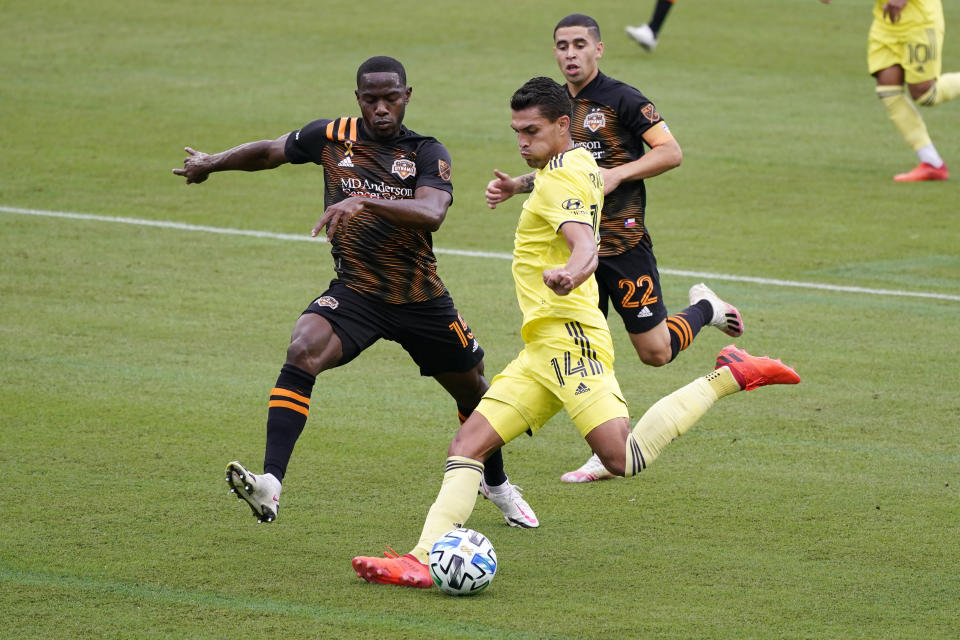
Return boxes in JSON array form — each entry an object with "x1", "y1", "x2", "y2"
[
  {"x1": 876, "y1": 85, "x2": 932, "y2": 151},
  {"x1": 916, "y1": 72, "x2": 960, "y2": 106},
  {"x1": 411, "y1": 456, "x2": 483, "y2": 563},
  {"x1": 628, "y1": 368, "x2": 738, "y2": 471}
]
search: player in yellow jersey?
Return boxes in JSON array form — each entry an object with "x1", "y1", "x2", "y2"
[
  {"x1": 822, "y1": 0, "x2": 960, "y2": 181},
  {"x1": 351, "y1": 77, "x2": 801, "y2": 589},
  {"x1": 489, "y1": 15, "x2": 744, "y2": 484}
]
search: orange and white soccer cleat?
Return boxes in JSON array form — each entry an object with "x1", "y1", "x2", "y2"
[
  {"x1": 352, "y1": 549, "x2": 433, "y2": 589},
  {"x1": 893, "y1": 162, "x2": 948, "y2": 182},
  {"x1": 715, "y1": 345, "x2": 800, "y2": 391}
]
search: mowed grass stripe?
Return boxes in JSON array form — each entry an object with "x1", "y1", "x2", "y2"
[
  {"x1": 0, "y1": 567, "x2": 564, "y2": 640},
  {"x1": 4, "y1": 205, "x2": 959, "y2": 303}
]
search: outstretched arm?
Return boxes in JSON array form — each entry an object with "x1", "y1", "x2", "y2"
[
  {"x1": 312, "y1": 185, "x2": 452, "y2": 241},
  {"x1": 542, "y1": 221, "x2": 599, "y2": 296},
  {"x1": 172, "y1": 134, "x2": 290, "y2": 184},
  {"x1": 601, "y1": 123, "x2": 682, "y2": 194},
  {"x1": 485, "y1": 169, "x2": 536, "y2": 209}
]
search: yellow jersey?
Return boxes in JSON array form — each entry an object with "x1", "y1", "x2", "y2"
[
  {"x1": 873, "y1": 0, "x2": 943, "y2": 30},
  {"x1": 512, "y1": 146, "x2": 607, "y2": 339}
]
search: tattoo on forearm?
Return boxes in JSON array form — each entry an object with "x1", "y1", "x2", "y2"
[{"x1": 518, "y1": 174, "x2": 535, "y2": 193}]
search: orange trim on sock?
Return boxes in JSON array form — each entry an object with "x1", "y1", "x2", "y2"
[
  {"x1": 270, "y1": 387, "x2": 311, "y2": 406},
  {"x1": 667, "y1": 317, "x2": 692, "y2": 350},
  {"x1": 269, "y1": 399, "x2": 310, "y2": 416}
]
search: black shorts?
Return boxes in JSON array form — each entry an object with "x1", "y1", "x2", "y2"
[
  {"x1": 301, "y1": 281, "x2": 484, "y2": 376},
  {"x1": 595, "y1": 242, "x2": 668, "y2": 334}
]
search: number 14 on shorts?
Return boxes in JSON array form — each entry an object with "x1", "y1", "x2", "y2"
[{"x1": 550, "y1": 351, "x2": 602, "y2": 387}]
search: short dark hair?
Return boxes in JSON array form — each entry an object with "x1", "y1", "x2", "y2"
[
  {"x1": 510, "y1": 76, "x2": 572, "y2": 122},
  {"x1": 356, "y1": 56, "x2": 406, "y2": 87},
  {"x1": 553, "y1": 14, "x2": 602, "y2": 41}
]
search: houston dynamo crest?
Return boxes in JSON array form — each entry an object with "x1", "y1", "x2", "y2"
[
  {"x1": 584, "y1": 111, "x2": 606, "y2": 132},
  {"x1": 391, "y1": 158, "x2": 417, "y2": 179}
]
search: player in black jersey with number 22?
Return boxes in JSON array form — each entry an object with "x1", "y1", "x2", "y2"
[{"x1": 173, "y1": 56, "x2": 538, "y2": 529}]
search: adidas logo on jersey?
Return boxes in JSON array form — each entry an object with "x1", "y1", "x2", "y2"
[
  {"x1": 637, "y1": 306, "x2": 653, "y2": 318},
  {"x1": 338, "y1": 157, "x2": 354, "y2": 167},
  {"x1": 574, "y1": 382, "x2": 591, "y2": 396}
]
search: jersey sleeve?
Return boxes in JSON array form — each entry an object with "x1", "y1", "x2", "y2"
[
  {"x1": 284, "y1": 118, "x2": 332, "y2": 165},
  {"x1": 618, "y1": 89, "x2": 665, "y2": 140},
  {"x1": 412, "y1": 140, "x2": 454, "y2": 197},
  {"x1": 534, "y1": 168, "x2": 595, "y2": 233}
]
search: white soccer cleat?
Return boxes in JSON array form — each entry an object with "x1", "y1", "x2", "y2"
[
  {"x1": 689, "y1": 282, "x2": 744, "y2": 338},
  {"x1": 560, "y1": 453, "x2": 616, "y2": 483},
  {"x1": 226, "y1": 461, "x2": 281, "y2": 523},
  {"x1": 479, "y1": 476, "x2": 539, "y2": 528},
  {"x1": 625, "y1": 24, "x2": 658, "y2": 51}
]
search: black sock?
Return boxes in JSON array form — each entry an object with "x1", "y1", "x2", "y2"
[
  {"x1": 484, "y1": 449, "x2": 508, "y2": 486},
  {"x1": 649, "y1": 0, "x2": 675, "y2": 35},
  {"x1": 665, "y1": 300, "x2": 712, "y2": 362},
  {"x1": 263, "y1": 364, "x2": 316, "y2": 481}
]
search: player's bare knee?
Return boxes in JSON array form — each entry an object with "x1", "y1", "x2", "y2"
[
  {"x1": 637, "y1": 348, "x2": 671, "y2": 367},
  {"x1": 285, "y1": 335, "x2": 336, "y2": 374},
  {"x1": 463, "y1": 367, "x2": 489, "y2": 400},
  {"x1": 436, "y1": 364, "x2": 488, "y2": 407},
  {"x1": 285, "y1": 338, "x2": 311, "y2": 369},
  {"x1": 596, "y1": 452, "x2": 626, "y2": 477},
  {"x1": 448, "y1": 430, "x2": 489, "y2": 461},
  {"x1": 908, "y1": 79, "x2": 936, "y2": 103}
]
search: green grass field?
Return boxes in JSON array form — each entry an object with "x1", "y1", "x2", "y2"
[{"x1": 2, "y1": 0, "x2": 959, "y2": 638}]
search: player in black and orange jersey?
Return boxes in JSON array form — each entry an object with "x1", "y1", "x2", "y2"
[
  {"x1": 486, "y1": 15, "x2": 744, "y2": 483},
  {"x1": 173, "y1": 56, "x2": 538, "y2": 529}
]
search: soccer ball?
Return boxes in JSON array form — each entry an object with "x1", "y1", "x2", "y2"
[{"x1": 429, "y1": 528, "x2": 497, "y2": 595}]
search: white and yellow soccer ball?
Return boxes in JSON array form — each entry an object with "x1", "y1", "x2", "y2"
[{"x1": 429, "y1": 528, "x2": 497, "y2": 596}]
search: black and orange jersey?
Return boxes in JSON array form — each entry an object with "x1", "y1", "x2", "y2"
[
  {"x1": 568, "y1": 71, "x2": 665, "y2": 257},
  {"x1": 284, "y1": 117, "x2": 454, "y2": 304}
]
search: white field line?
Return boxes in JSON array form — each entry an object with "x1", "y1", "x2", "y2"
[{"x1": 3, "y1": 205, "x2": 959, "y2": 302}]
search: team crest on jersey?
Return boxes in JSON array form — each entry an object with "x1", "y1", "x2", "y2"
[
  {"x1": 391, "y1": 158, "x2": 416, "y2": 179},
  {"x1": 312, "y1": 296, "x2": 339, "y2": 310},
  {"x1": 583, "y1": 111, "x2": 606, "y2": 132},
  {"x1": 641, "y1": 104, "x2": 660, "y2": 123},
  {"x1": 438, "y1": 159, "x2": 451, "y2": 181}
]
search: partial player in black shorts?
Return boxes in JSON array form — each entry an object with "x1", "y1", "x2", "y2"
[
  {"x1": 303, "y1": 281, "x2": 484, "y2": 375},
  {"x1": 594, "y1": 241, "x2": 668, "y2": 335}
]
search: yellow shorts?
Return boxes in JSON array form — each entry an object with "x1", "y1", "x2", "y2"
[
  {"x1": 868, "y1": 21, "x2": 944, "y2": 84},
  {"x1": 477, "y1": 318, "x2": 628, "y2": 443}
]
